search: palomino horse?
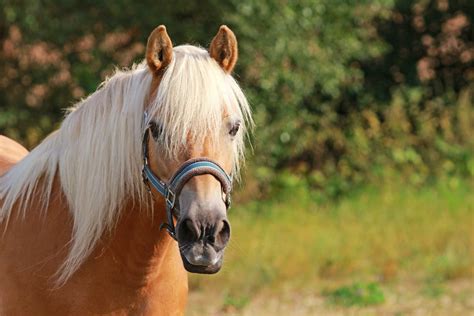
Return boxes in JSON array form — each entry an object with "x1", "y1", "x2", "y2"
[{"x1": 0, "y1": 25, "x2": 251, "y2": 315}]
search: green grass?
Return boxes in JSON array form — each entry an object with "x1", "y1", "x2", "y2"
[
  {"x1": 323, "y1": 282, "x2": 385, "y2": 307},
  {"x1": 422, "y1": 281, "x2": 445, "y2": 299},
  {"x1": 189, "y1": 179, "x2": 474, "y2": 303},
  {"x1": 222, "y1": 293, "x2": 250, "y2": 311}
]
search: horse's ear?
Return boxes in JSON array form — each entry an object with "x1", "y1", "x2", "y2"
[
  {"x1": 209, "y1": 25, "x2": 238, "y2": 74},
  {"x1": 146, "y1": 25, "x2": 173, "y2": 75}
]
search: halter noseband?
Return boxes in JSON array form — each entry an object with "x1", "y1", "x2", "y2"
[{"x1": 141, "y1": 112, "x2": 233, "y2": 241}]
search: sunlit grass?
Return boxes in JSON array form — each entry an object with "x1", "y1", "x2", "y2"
[{"x1": 189, "y1": 180, "x2": 474, "y2": 305}]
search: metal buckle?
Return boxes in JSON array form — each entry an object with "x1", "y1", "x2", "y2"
[
  {"x1": 160, "y1": 222, "x2": 177, "y2": 240},
  {"x1": 225, "y1": 192, "x2": 231, "y2": 209},
  {"x1": 143, "y1": 111, "x2": 149, "y2": 125},
  {"x1": 166, "y1": 189, "x2": 176, "y2": 208}
]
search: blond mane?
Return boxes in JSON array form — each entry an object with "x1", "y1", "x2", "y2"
[{"x1": 0, "y1": 45, "x2": 251, "y2": 284}]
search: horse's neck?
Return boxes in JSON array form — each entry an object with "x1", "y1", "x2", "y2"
[
  {"x1": 61, "y1": 192, "x2": 188, "y2": 313},
  {"x1": 1, "y1": 175, "x2": 187, "y2": 314},
  {"x1": 62, "y1": 189, "x2": 179, "y2": 290},
  {"x1": 93, "y1": 197, "x2": 175, "y2": 286}
]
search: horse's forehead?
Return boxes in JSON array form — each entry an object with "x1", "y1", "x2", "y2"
[{"x1": 185, "y1": 129, "x2": 224, "y2": 151}]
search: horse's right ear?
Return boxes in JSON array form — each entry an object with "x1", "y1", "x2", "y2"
[{"x1": 146, "y1": 25, "x2": 173, "y2": 75}]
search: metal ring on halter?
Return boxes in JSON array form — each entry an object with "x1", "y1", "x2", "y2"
[{"x1": 141, "y1": 112, "x2": 233, "y2": 241}]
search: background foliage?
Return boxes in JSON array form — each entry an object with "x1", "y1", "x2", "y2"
[{"x1": 1, "y1": 0, "x2": 473, "y2": 198}]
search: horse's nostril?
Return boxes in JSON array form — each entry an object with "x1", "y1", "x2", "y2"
[
  {"x1": 207, "y1": 234, "x2": 216, "y2": 244},
  {"x1": 177, "y1": 219, "x2": 200, "y2": 243},
  {"x1": 217, "y1": 220, "x2": 230, "y2": 246}
]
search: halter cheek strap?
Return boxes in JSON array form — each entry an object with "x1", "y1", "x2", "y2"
[{"x1": 141, "y1": 114, "x2": 233, "y2": 241}]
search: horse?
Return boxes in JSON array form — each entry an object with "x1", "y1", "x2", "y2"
[{"x1": 0, "y1": 25, "x2": 251, "y2": 315}]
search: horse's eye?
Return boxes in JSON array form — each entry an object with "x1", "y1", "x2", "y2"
[
  {"x1": 229, "y1": 121, "x2": 241, "y2": 137},
  {"x1": 149, "y1": 121, "x2": 164, "y2": 141}
]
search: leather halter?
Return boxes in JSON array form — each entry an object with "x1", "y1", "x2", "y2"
[{"x1": 141, "y1": 112, "x2": 233, "y2": 240}]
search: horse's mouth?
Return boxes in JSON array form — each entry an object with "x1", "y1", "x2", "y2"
[
  {"x1": 179, "y1": 250, "x2": 223, "y2": 274},
  {"x1": 174, "y1": 215, "x2": 230, "y2": 274}
]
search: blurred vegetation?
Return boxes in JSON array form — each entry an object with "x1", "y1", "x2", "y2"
[
  {"x1": 188, "y1": 180, "x2": 473, "y2": 313},
  {"x1": 1, "y1": 0, "x2": 473, "y2": 198},
  {"x1": 193, "y1": 180, "x2": 473, "y2": 291}
]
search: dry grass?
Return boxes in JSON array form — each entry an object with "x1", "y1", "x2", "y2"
[
  {"x1": 188, "y1": 279, "x2": 473, "y2": 315},
  {"x1": 187, "y1": 180, "x2": 474, "y2": 315}
]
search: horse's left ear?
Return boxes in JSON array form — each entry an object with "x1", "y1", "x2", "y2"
[
  {"x1": 146, "y1": 25, "x2": 173, "y2": 75},
  {"x1": 209, "y1": 25, "x2": 238, "y2": 74}
]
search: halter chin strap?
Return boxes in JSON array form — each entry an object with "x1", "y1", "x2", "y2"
[{"x1": 141, "y1": 113, "x2": 233, "y2": 241}]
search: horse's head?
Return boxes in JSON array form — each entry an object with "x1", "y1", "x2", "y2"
[{"x1": 142, "y1": 25, "x2": 250, "y2": 274}]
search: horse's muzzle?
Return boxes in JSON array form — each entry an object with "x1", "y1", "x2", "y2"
[{"x1": 176, "y1": 217, "x2": 230, "y2": 274}]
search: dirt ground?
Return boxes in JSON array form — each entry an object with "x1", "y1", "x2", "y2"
[{"x1": 187, "y1": 279, "x2": 474, "y2": 316}]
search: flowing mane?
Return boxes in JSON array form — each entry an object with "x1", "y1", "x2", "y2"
[{"x1": 0, "y1": 45, "x2": 251, "y2": 283}]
